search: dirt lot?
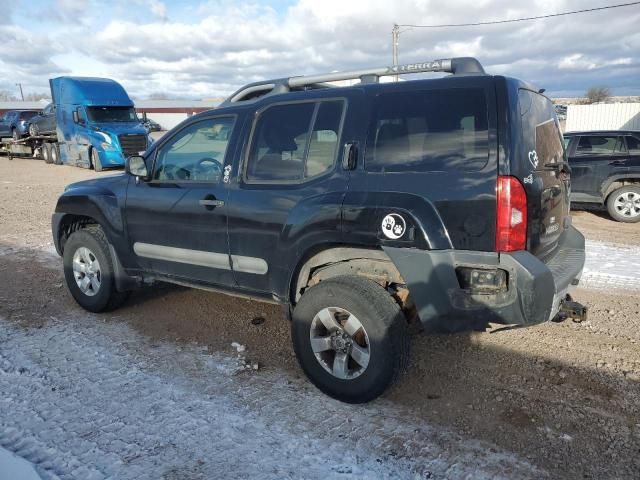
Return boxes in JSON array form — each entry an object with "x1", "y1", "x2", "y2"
[{"x1": 1, "y1": 156, "x2": 640, "y2": 479}]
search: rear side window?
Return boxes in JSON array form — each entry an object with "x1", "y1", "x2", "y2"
[
  {"x1": 518, "y1": 89, "x2": 564, "y2": 169},
  {"x1": 626, "y1": 136, "x2": 640, "y2": 154},
  {"x1": 365, "y1": 89, "x2": 489, "y2": 173},
  {"x1": 576, "y1": 136, "x2": 625, "y2": 155},
  {"x1": 246, "y1": 100, "x2": 344, "y2": 183}
]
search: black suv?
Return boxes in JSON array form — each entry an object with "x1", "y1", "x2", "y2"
[
  {"x1": 564, "y1": 130, "x2": 640, "y2": 222},
  {"x1": 52, "y1": 58, "x2": 586, "y2": 403}
]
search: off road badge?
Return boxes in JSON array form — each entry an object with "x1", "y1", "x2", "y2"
[{"x1": 381, "y1": 213, "x2": 406, "y2": 240}]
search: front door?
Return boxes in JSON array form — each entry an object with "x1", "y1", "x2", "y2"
[{"x1": 125, "y1": 115, "x2": 238, "y2": 287}]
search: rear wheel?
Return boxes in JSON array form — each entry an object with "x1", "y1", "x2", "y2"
[
  {"x1": 291, "y1": 276, "x2": 409, "y2": 403},
  {"x1": 62, "y1": 225, "x2": 129, "y2": 312},
  {"x1": 91, "y1": 148, "x2": 103, "y2": 172},
  {"x1": 51, "y1": 143, "x2": 61, "y2": 165},
  {"x1": 11, "y1": 128, "x2": 18, "y2": 140},
  {"x1": 42, "y1": 143, "x2": 52, "y2": 164},
  {"x1": 606, "y1": 186, "x2": 640, "y2": 223}
]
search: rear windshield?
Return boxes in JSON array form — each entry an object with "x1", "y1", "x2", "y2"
[
  {"x1": 19, "y1": 111, "x2": 37, "y2": 120},
  {"x1": 518, "y1": 89, "x2": 564, "y2": 169},
  {"x1": 365, "y1": 88, "x2": 489, "y2": 173}
]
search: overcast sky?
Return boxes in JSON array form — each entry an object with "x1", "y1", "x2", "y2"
[{"x1": 1, "y1": 0, "x2": 639, "y2": 100}]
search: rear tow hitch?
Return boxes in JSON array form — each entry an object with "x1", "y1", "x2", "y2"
[{"x1": 553, "y1": 294, "x2": 588, "y2": 323}]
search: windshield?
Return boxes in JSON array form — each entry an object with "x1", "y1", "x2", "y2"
[
  {"x1": 86, "y1": 106, "x2": 138, "y2": 123},
  {"x1": 19, "y1": 111, "x2": 38, "y2": 120}
]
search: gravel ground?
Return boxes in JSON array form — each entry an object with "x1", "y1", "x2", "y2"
[{"x1": 1, "y1": 156, "x2": 640, "y2": 479}]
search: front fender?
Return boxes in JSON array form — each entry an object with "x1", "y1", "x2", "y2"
[{"x1": 53, "y1": 177, "x2": 129, "y2": 255}]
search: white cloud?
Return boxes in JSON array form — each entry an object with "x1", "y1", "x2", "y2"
[{"x1": 2, "y1": 0, "x2": 640, "y2": 99}]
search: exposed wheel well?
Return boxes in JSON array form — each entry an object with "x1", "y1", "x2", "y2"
[
  {"x1": 58, "y1": 214, "x2": 98, "y2": 254},
  {"x1": 604, "y1": 179, "x2": 640, "y2": 199},
  {"x1": 291, "y1": 246, "x2": 416, "y2": 322}
]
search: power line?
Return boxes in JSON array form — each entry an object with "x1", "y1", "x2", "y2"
[{"x1": 396, "y1": 1, "x2": 640, "y2": 29}]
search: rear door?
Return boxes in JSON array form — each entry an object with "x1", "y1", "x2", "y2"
[
  {"x1": 516, "y1": 89, "x2": 569, "y2": 259},
  {"x1": 570, "y1": 135, "x2": 628, "y2": 197},
  {"x1": 226, "y1": 95, "x2": 351, "y2": 297}
]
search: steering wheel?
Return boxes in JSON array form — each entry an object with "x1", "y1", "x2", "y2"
[{"x1": 194, "y1": 157, "x2": 223, "y2": 181}]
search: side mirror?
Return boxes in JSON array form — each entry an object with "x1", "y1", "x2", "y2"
[{"x1": 126, "y1": 155, "x2": 149, "y2": 179}]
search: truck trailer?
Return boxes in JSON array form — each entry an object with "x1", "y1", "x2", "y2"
[{"x1": 50, "y1": 77, "x2": 150, "y2": 170}]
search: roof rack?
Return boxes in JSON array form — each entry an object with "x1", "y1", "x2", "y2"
[{"x1": 222, "y1": 57, "x2": 485, "y2": 105}]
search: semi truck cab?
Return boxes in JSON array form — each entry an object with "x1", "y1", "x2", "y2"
[{"x1": 50, "y1": 77, "x2": 150, "y2": 171}]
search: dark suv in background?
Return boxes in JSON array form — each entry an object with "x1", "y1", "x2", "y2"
[
  {"x1": 564, "y1": 130, "x2": 640, "y2": 222},
  {"x1": 0, "y1": 110, "x2": 38, "y2": 139},
  {"x1": 51, "y1": 57, "x2": 586, "y2": 403}
]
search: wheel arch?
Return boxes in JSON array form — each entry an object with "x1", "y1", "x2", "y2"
[
  {"x1": 602, "y1": 175, "x2": 640, "y2": 200},
  {"x1": 289, "y1": 245, "x2": 406, "y2": 305}
]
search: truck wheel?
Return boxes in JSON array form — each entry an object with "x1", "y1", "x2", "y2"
[
  {"x1": 42, "y1": 143, "x2": 52, "y2": 164},
  {"x1": 291, "y1": 276, "x2": 409, "y2": 403},
  {"x1": 51, "y1": 143, "x2": 62, "y2": 165},
  {"x1": 606, "y1": 186, "x2": 640, "y2": 223},
  {"x1": 91, "y1": 148, "x2": 103, "y2": 172},
  {"x1": 62, "y1": 225, "x2": 129, "y2": 313}
]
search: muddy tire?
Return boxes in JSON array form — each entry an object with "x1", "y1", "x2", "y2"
[
  {"x1": 291, "y1": 276, "x2": 409, "y2": 403},
  {"x1": 606, "y1": 185, "x2": 640, "y2": 223},
  {"x1": 63, "y1": 225, "x2": 129, "y2": 313},
  {"x1": 42, "y1": 143, "x2": 52, "y2": 164}
]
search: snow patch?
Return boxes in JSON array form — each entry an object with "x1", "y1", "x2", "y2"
[{"x1": 0, "y1": 447, "x2": 41, "y2": 480}]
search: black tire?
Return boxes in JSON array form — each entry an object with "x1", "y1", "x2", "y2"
[
  {"x1": 91, "y1": 148, "x2": 103, "y2": 172},
  {"x1": 606, "y1": 185, "x2": 640, "y2": 223},
  {"x1": 291, "y1": 276, "x2": 409, "y2": 403},
  {"x1": 42, "y1": 143, "x2": 52, "y2": 164},
  {"x1": 11, "y1": 128, "x2": 18, "y2": 140},
  {"x1": 62, "y1": 225, "x2": 130, "y2": 313},
  {"x1": 51, "y1": 143, "x2": 62, "y2": 165},
  {"x1": 29, "y1": 123, "x2": 38, "y2": 137}
]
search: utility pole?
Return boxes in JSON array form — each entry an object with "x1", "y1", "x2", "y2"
[
  {"x1": 16, "y1": 83, "x2": 24, "y2": 101},
  {"x1": 392, "y1": 24, "x2": 400, "y2": 82}
]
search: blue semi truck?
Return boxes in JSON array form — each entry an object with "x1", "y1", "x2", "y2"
[{"x1": 46, "y1": 76, "x2": 150, "y2": 170}]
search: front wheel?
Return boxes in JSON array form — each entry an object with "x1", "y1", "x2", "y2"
[
  {"x1": 291, "y1": 276, "x2": 409, "y2": 403},
  {"x1": 62, "y1": 226, "x2": 129, "y2": 312},
  {"x1": 91, "y1": 148, "x2": 103, "y2": 172},
  {"x1": 606, "y1": 186, "x2": 640, "y2": 223},
  {"x1": 28, "y1": 123, "x2": 38, "y2": 137}
]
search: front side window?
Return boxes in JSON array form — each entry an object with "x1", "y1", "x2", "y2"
[
  {"x1": 19, "y1": 111, "x2": 37, "y2": 121},
  {"x1": 366, "y1": 89, "x2": 489, "y2": 173},
  {"x1": 246, "y1": 100, "x2": 344, "y2": 182},
  {"x1": 576, "y1": 136, "x2": 626, "y2": 156},
  {"x1": 153, "y1": 117, "x2": 235, "y2": 183}
]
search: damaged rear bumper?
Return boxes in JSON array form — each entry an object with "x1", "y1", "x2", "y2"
[{"x1": 384, "y1": 226, "x2": 585, "y2": 328}]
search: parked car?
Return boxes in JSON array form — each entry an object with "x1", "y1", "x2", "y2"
[
  {"x1": 0, "y1": 110, "x2": 39, "y2": 139},
  {"x1": 564, "y1": 130, "x2": 640, "y2": 222},
  {"x1": 52, "y1": 57, "x2": 586, "y2": 403},
  {"x1": 27, "y1": 103, "x2": 57, "y2": 136}
]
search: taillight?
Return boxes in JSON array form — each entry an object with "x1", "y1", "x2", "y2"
[{"x1": 495, "y1": 176, "x2": 527, "y2": 252}]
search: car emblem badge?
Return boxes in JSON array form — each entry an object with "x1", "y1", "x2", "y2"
[{"x1": 381, "y1": 213, "x2": 406, "y2": 240}]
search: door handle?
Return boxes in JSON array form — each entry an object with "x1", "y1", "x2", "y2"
[{"x1": 199, "y1": 199, "x2": 225, "y2": 207}]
